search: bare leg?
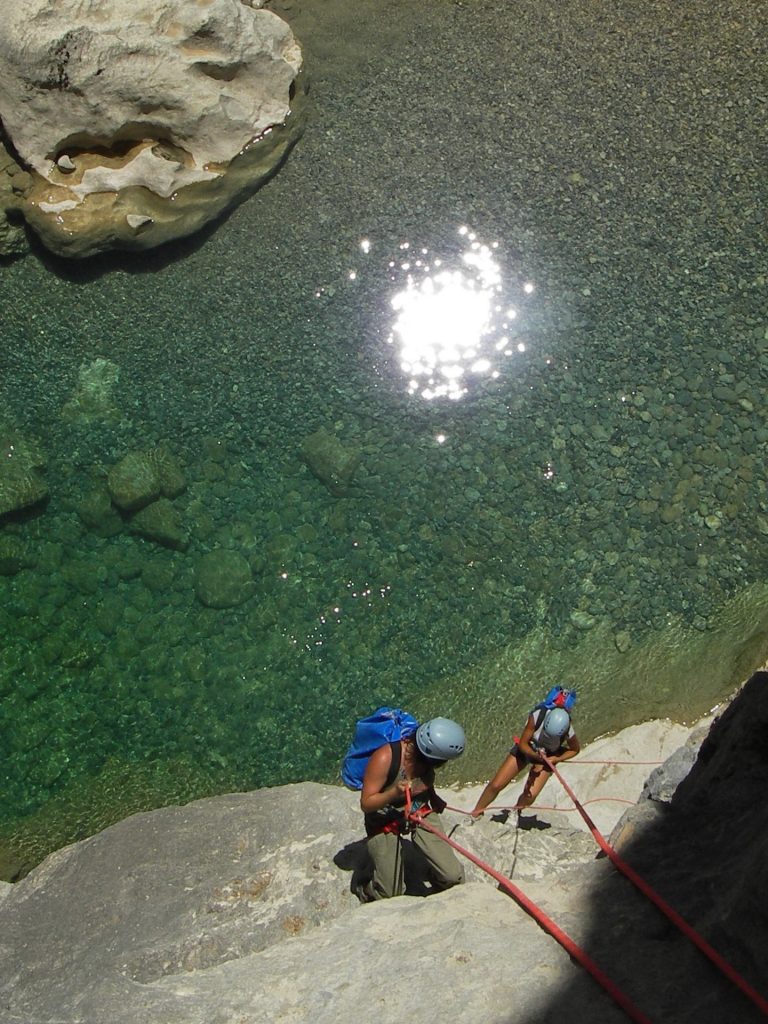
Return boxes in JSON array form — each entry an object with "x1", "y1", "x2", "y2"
[
  {"x1": 471, "y1": 752, "x2": 527, "y2": 816},
  {"x1": 516, "y1": 764, "x2": 552, "y2": 809}
]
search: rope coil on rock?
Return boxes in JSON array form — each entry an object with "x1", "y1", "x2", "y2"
[{"x1": 558, "y1": 758, "x2": 665, "y2": 766}]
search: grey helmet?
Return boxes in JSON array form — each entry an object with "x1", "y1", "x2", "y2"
[
  {"x1": 540, "y1": 708, "x2": 571, "y2": 748},
  {"x1": 415, "y1": 718, "x2": 466, "y2": 761}
]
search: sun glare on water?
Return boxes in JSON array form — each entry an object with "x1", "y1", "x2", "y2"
[{"x1": 383, "y1": 226, "x2": 531, "y2": 400}]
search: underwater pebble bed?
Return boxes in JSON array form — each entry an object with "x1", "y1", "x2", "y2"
[{"x1": 0, "y1": 0, "x2": 767, "y2": 874}]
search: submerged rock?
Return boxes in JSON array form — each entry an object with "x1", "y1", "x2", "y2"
[
  {"x1": 301, "y1": 427, "x2": 361, "y2": 496},
  {"x1": 130, "y1": 497, "x2": 189, "y2": 552},
  {"x1": 147, "y1": 446, "x2": 187, "y2": 500},
  {"x1": 0, "y1": 428, "x2": 48, "y2": 518},
  {"x1": 0, "y1": 211, "x2": 26, "y2": 258},
  {"x1": 0, "y1": 141, "x2": 28, "y2": 258},
  {"x1": 570, "y1": 608, "x2": 597, "y2": 630},
  {"x1": 108, "y1": 452, "x2": 162, "y2": 512},
  {"x1": 61, "y1": 358, "x2": 120, "y2": 423},
  {"x1": 0, "y1": 535, "x2": 34, "y2": 575},
  {"x1": 76, "y1": 485, "x2": 124, "y2": 537},
  {"x1": 195, "y1": 548, "x2": 253, "y2": 607},
  {"x1": 0, "y1": 0, "x2": 304, "y2": 257}
]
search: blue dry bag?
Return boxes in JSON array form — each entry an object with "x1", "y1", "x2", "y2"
[{"x1": 341, "y1": 707, "x2": 419, "y2": 790}]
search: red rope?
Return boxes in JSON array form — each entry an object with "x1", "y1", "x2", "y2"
[
  {"x1": 541, "y1": 754, "x2": 768, "y2": 1018},
  {"x1": 410, "y1": 815, "x2": 653, "y2": 1024},
  {"x1": 562, "y1": 758, "x2": 664, "y2": 766},
  {"x1": 445, "y1": 797, "x2": 636, "y2": 816}
]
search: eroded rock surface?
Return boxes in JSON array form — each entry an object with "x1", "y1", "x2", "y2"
[{"x1": 0, "y1": 0, "x2": 303, "y2": 257}]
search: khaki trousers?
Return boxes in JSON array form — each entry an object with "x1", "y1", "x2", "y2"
[{"x1": 367, "y1": 814, "x2": 465, "y2": 899}]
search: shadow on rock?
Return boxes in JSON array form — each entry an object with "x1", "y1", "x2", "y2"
[{"x1": 543, "y1": 670, "x2": 768, "y2": 1024}]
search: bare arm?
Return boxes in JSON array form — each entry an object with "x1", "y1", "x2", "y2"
[
  {"x1": 516, "y1": 715, "x2": 543, "y2": 763},
  {"x1": 549, "y1": 734, "x2": 581, "y2": 765},
  {"x1": 360, "y1": 744, "x2": 408, "y2": 814}
]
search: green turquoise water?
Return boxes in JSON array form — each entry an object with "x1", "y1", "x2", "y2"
[{"x1": 1, "y1": 0, "x2": 767, "y2": 875}]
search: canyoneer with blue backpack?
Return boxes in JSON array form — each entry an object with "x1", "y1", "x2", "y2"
[
  {"x1": 470, "y1": 685, "x2": 581, "y2": 818},
  {"x1": 342, "y1": 707, "x2": 467, "y2": 902}
]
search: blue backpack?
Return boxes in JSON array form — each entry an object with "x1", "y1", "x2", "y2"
[
  {"x1": 535, "y1": 685, "x2": 577, "y2": 713},
  {"x1": 341, "y1": 707, "x2": 419, "y2": 790}
]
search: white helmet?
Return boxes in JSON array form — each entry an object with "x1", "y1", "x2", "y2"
[
  {"x1": 540, "y1": 708, "x2": 571, "y2": 748},
  {"x1": 415, "y1": 718, "x2": 466, "y2": 761}
]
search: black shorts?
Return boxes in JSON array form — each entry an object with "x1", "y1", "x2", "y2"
[{"x1": 509, "y1": 742, "x2": 566, "y2": 760}]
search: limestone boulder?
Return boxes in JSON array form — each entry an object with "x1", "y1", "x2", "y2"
[{"x1": 0, "y1": 0, "x2": 303, "y2": 257}]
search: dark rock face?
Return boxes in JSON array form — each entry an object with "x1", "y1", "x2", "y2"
[
  {"x1": 591, "y1": 673, "x2": 768, "y2": 1023},
  {"x1": 666, "y1": 673, "x2": 768, "y2": 992}
]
